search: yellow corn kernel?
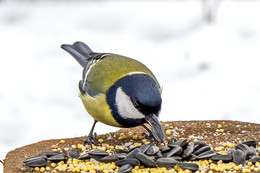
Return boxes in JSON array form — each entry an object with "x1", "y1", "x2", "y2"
[
  {"x1": 98, "y1": 138, "x2": 104, "y2": 143},
  {"x1": 40, "y1": 167, "x2": 45, "y2": 172},
  {"x1": 52, "y1": 170, "x2": 57, "y2": 173},
  {"x1": 165, "y1": 129, "x2": 171, "y2": 136},
  {"x1": 223, "y1": 142, "x2": 228, "y2": 147},
  {"x1": 184, "y1": 169, "x2": 190, "y2": 173},
  {"x1": 119, "y1": 146, "x2": 125, "y2": 150},
  {"x1": 132, "y1": 135, "x2": 138, "y2": 140},
  {"x1": 208, "y1": 171, "x2": 213, "y2": 173},
  {"x1": 218, "y1": 124, "x2": 222, "y2": 128},
  {"x1": 248, "y1": 162, "x2": 253, "y2": 166},
  {"x1": 193, "y1": 139, "x2": 198, "y2": 143},
  {"x1": 120, "y1": 133, "x2": 125, "y2": 136},
  {"x1": 128, "y1": 131, "x2": 133, "y2": 135},
  {"x1": 46, "y1": 167, "x2": 51, "y2": 171},
  {"x1": 229, "y1": 143, "x2": 235, "y2": 148},
  {"x1": 35, "y1": 167, "x2": 40, "y2": 171},
  {"x1": 250, "y1": 166, "x2": 255, "y2": 171},
  {"x1": 214, "y1": 147, "x2": 220, "y2": 152},
  {"x1": 52, "y1": 149, "x2": 58, "y2": 151},
  {"x1": 51, "y1": 162, "x2": 56, "y2": 167},
  {"x1": 101, "y1": 146, "x2": 107, "y2": 151},
  {"x1": 134, "y1": 166, "x2": 139, "y2": 169},
  {"x1": 254, "y1": 168, "x2": 259, "y2": 172},
  {"x1": 92, "y1": 145, "x2": 97, "y2": 149},
  {"x1": 255, "y1": 162, "x2": 260, "y2": 167},
  {"x1": 235, "y1": 165, "x2": 241, "y2": 171},
  {"x1": 138, "y1": 135, "x2": 144, "y2": 139},
  {"x1": 242, "y1": 168, "x2": 248, "y2": 173},
  {"x1": 72, "y1": 144, "x2": 77, "y2": 149},
  {"x1": 78, "y1": 144, "x2": 84, "y2": 149},
  {"x1": 118, "y1": 135, "x2": 127, "y2": 140},
  {"x1": 109, "y1": 145, "x2": 114, "y2": 150},
  {"x1": 142, "y1": 139, "x2": 147, "y2": 143},
  {"x1": 60, "y1": 139, "x2": 65, "y2": 144}
]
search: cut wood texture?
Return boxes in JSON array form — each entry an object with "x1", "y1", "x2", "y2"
[{"x1": 4, "y1": 120, "x2": 260, "y2": 172}]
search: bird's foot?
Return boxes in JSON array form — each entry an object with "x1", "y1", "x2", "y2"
[{"x1": 83, "y1": 132, "x2": 97, "y2": 146}]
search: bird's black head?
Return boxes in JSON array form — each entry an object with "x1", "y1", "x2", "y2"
[
  {"x1": 107, "y1": 72, "x2": 165, "y2": 142},
  {"x1": 106, "y1": 73, "x2": 162, "y2": 127}
]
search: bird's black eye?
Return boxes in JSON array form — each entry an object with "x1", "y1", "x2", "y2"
[{"x1": 133, "y1": 101, "x2": 139, "y2": 108}]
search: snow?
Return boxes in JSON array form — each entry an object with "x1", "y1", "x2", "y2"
[{"x1": 1, "y1": 0, "x2": 260, "y2": 171}]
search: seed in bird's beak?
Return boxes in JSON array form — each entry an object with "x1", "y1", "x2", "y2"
[{"x1": 144, "y1": 114, "x2": 165, "y2": 143}]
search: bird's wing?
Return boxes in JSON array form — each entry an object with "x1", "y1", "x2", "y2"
[{"x1": 79, "y1": 53, "x2": 110, "y2": 97}]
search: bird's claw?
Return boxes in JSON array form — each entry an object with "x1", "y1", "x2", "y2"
[{"x1": 83, "y1": 132, "x2": 97, "y2": 146}]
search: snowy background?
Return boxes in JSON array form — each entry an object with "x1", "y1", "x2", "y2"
[{"x1": 1, "y1": 0, "x2": 260, "y2": 171}]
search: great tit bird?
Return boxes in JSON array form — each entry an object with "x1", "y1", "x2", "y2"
[{"x1": 61, "y1": 42, "x2": 165, "y2": 144}]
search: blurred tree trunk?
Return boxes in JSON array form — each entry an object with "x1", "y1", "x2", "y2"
[{"x1": 202, "y1": 0, "x2": 222, "y2": 23}]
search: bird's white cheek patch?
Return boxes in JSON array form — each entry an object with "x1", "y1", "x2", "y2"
[{"x1": 115, "y1": 87, "x2": 145, "y2": 119}]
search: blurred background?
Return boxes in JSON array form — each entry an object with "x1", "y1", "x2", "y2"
[{"x1": 0, "y1": 0, "x2": 260, "y2": 170}]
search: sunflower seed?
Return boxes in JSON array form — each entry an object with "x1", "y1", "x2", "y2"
[
  {"x1": 164, "y1": 146, "x2": 183, "y2": 157},
  {"x1": 115, "y1": 158, "x2": 140, "y2": 167},
  {"x1": 233, "y1": 149, "x2": 246, "y2": 165},
  {"x1": 211, "y1": 153, "x2": 233, "y2": 162},
  {"x1": 193, "y1": 145, "x2": 211, "y2": 155},
  {"x1": 68, "y1": 149, "x2": 80, "y2": 159},
  {"x1": 177, "y1": 162, "x2": 199, "y2": 171},
  {"x1": 23, "y1": 155, "x2": 46, "y2": 163},
  {"x1": 99, "y1": 155, "x2": 119, "y2": 163},
  {"x1": 47, "y1": 154, "x2": 68, "y2": 162},
  {"x1": 156, "y1": 157, "x2": 179, "y2": 167},
  {"x1": 25, "y1": 157, "x2": 47, "y2": 167},
  {"x1": 135, "y1": 152, "x2": 157, "y2": 167},
  {"x1": 242, "y1": 140, "x2": 257, "y2": 148},
  {"x1": 197, "y1": 150, "x2": 216, "y2": 159},
  {"x1": 146, "y1": 146, "x2": 159, "y2": 156},
  {"x1": 118, "y1": 164, "x2": 133, "y2": 173},
  {"x1": 126, "y1": 148, "x2": 141, "y2": 158},
  {"x1": 249, "y1": 156, "x2": 260, "y2": 163}
]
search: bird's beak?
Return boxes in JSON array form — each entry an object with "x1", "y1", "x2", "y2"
[{"x1": 145, "y1": 114, "x2": 165, "y2": 143}]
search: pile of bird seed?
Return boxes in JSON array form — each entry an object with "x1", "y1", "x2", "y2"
[
  {"x1": 3, "y1": 120, "x2": 260, "y2": 173},
  {"x1": 22, "y1": 138, "x2": 260, "y2": 173}
]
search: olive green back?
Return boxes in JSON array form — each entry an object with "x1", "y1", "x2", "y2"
[{"x1": 86, "y1": 54, "x2": 161, "y2": 95}]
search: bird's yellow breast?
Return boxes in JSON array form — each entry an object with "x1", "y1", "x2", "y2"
[{"x1": 79, "y1": 93, "x2": 120, "y2": 127}]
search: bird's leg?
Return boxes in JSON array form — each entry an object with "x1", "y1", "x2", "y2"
[
  {"x1": 84, "y1": 120, "x2": 98, "y2": 145},
  {"x1": 142, "y1": 124, "x2": 155, "y2": 142},
  {"x1": 0, "y1": 159, "x2": 4, "y2": 165}
]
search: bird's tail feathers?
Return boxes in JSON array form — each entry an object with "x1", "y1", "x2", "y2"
[{"x1": 61, "y1": 41, "x2": 93, "y2": 67}]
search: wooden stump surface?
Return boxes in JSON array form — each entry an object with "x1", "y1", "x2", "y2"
[{"x1": 3, "y1": 120, "x2": 260, "y2": 173}]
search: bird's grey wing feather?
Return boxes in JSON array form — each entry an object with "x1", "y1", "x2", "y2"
[
  {"x1": 61, "y1": 41, "x2": 93, "y2": 67},
  {"x1": 79, "y1": 53, "x2": 110, "y2": 97},
  {"x1": 61, "y1": 41, "x2": 110, "y2": 97}
]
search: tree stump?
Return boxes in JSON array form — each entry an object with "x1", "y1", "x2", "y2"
[{"x1": 3, "y1": 120, "x2": 260, "y2": 172}]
